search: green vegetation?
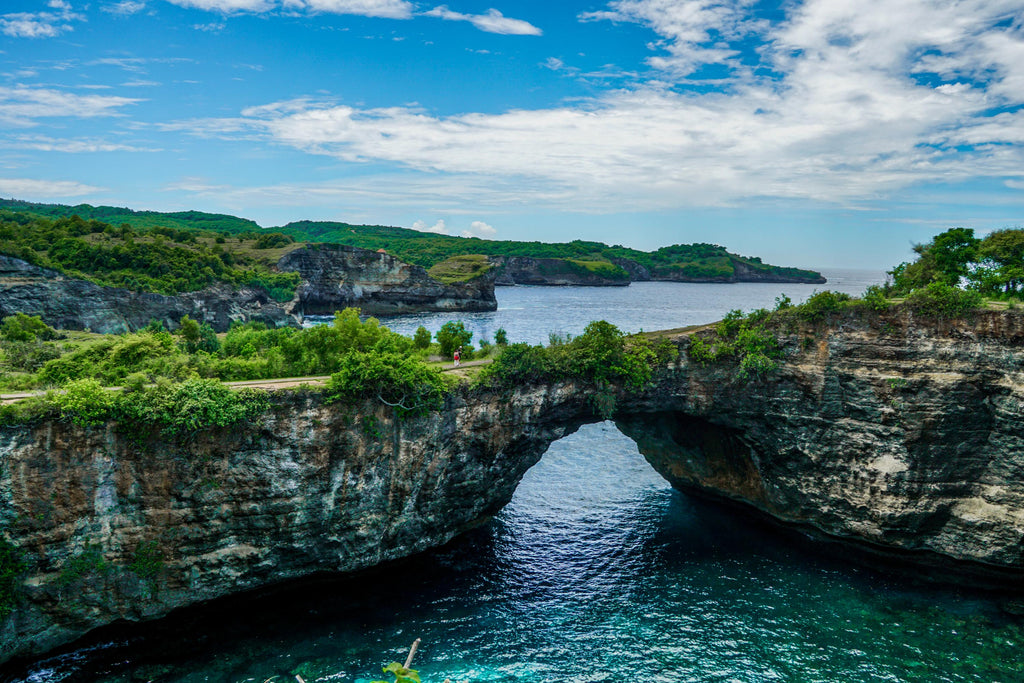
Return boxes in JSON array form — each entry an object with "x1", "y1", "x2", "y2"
[
  {"x1": 277, "y1": 220, "x2": 823, "y2": 282},
  {"x1": 0, "y1": 376, "x2": 271, "y2": 441},
  {"x1": 129, "y1": 540, "x2": 165, "y2": 584},
  {"x1": 57, "y1": 546, "x2": 109, "y2": 588},
  {"x1": 0, "y1": 309, "x2": 419, "y2": 391},
  {"x1": 436, "y1": 320, "x2": 473, "y2": 358},
  {"x1": 478, "y1": 320, "x2": 677, "y2": 417},
  {"x1": 427, "y1": 254, "x2": 493, "y2": 284},
  {"x1": 0, "y1": 199, "x2": 260, "y2": 234},
  {"x1": 0, "y1": 536, "x2": 24, "y2": 619},
  {"x1": 326, "y1": 352, "x2": 447, "y2": 417},
  {"x1": 888, "y1": 226, "x2": 1024, "y2": 301},
  {"x1": 688, "y1": 309, "x2": 785, "y2": 379},
  {"x1": 0, "y1": 209, "x2": 301, "y2": 300},
  {"x1": 0, "y1": 201, "x2": 825, "y2": 293},
  {"x1": 371, "y1": 662, "x2": 420, "y2": 683}
]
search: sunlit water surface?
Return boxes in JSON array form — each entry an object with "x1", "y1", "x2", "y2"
[{"x1": 7, "y1": 270, "x2": 1024, "y2": 682}]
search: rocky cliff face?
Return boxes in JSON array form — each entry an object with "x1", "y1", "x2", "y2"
[
  {"x1": 279, "y1": 245, "x2": 497, "y2": 315},
  {"x1": 2, "y1": 309, "x2": 1024, "y2": 665},
  {"x1": 0, "y1": 256, "x2": 295, "y2": 334},
  {"x1": 488, "y1": 256, "x2": 630, "y2": 286}
]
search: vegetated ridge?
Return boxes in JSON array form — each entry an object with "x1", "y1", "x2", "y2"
[{"x1": 0, "y1": 199, "x2": 826, "y2": 286}]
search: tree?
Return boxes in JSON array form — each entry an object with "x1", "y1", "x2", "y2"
[
  {"x1": 930, "y1": 227, "x2": 979, "y2": 284},
  {"x1": 436, "y1": 321, "x2": 472, "y2": 358},
  {"x1": 975, "y1": 228, "x2": 1024, "y2": 295},
  {"x1": 494, "y1": 327, "x2": 508, "y2": 345},
  {"x1": 888, "y1": 227, "x2": 979, "y2": 294},
  {"x1": 412, "y1": 326, "x2": 431, "y2": 350}
]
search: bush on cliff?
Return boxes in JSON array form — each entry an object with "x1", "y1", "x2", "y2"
[
  {"x1": 905, "y1": 282, "x2": 984, "y2": 319},
  {"x1": 688, "y1": 309, "x2": 784, "y2": 380},
  {"x1": 22, "y1": 308, "x2": 417, "y2": 389},
  {"x1": 118, "y1": 378, "x2": 270, "y2": 440},
  {"x1": 326, "y1": 351, "x2": 447, "y2": 417},
  {"x1": 478, "y1": 320, "x2": 675, "y2": 392}
]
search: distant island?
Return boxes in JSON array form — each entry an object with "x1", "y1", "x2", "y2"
[{"x1": 0, "y1": 199, "x2": 827, "y2": 289}]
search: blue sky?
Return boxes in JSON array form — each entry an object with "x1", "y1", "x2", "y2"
[{"x1": 1, "y1": 0, "x2": 1022, "y2": 269}]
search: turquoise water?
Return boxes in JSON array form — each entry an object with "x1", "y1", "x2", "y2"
[{"x1": 7, "y1": 271, "x2": 1024, "y2": 682}]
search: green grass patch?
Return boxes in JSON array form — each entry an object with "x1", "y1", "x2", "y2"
[{"x1": 427, "y1": 254, "x2": 492, "y2": 284}]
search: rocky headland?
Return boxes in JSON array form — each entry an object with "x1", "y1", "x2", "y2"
[
  {"x1": 0, "y1": 255, "x2": 294, "y2": 334},
  {"x1": 2, "y1": 307, "x2": 1024, "y2": 665},
  {"x1": 279, "y1": 244, "x2": 496, "y2": 316},
  {"x1": 0, "y1": 244, "x2": 497, "y2": 334}
]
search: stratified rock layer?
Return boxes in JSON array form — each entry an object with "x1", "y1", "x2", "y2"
[
  {"x1": 279, "y1": 244, "x2": 497, "y2": 315},
  {"x1": 0, "y1": 255, "x2": 295, "y2": 333},
  {"x1": 2, "y1": 308, "x2": 1024, "y2": 665}
]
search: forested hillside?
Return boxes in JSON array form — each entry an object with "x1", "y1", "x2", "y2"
[
  {"x1": 280, "y1": 220, "x2": 825, "y2": 282},
  {"x1": 0, "y1": 209, "x2": 301, "y2": 300},
  {"x1": 0, "y1": 200, "x2": 826, "y2": 285}
]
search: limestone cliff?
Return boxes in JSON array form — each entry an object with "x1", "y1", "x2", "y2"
[
  {"x1": 279, "y1": 244, "x2": 497, "y2": 315},
  {"x1": 2, "y1": 308, "x2": 1024, "y2": 665},
  {"x1": 0, "y1": 255, "x2": 295, "y2": 334},
  {"x1": 487, "y1": 256, "x2": 630, "y2": 287}
]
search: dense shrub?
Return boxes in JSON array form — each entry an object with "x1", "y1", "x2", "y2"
[
  {"x1": 478, "y1": 320, "x2": 675, "y2": 393},
  {"x1": 118, "y1": 378, "x2": 270, "y2": 440},
  {"x1": 905, "y1": 282, "x2": 984, "y2": 319},
  {"x1": 1, "y1": 313, "x2": 60, "y2": 342},
  {"x1": 688, "y1": 310, "x2": 784, "y2": 380},
  {"x1": 793, "y1": 290, "x2": 852, "y2": 322},
  {"x1": 326, "y1": 351, "x2": 447, "y2": 417}
]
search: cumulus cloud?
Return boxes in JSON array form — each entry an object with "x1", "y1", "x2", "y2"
[
  {"x1": 462, "y1": 220, "x2": 497, "y2": 238},
  {"x1": 580, "y1": 0, "x2": 758, "y2": 75},
  {"x1": 413, "y1": 218, "x2": 448, "y2": 234},
  {"x1": 0, "y1": 86, "x2": 141, "y2": 127},
  {"x1": 0, "y1": 1, "x2": 84, "y2": 38},
  {"x1": 164, "y1": 0, "x2": 413, "y2": 17},
  {"x1": 424, "y1": 6, "x2": 541, "y2": 35},
  {"x1": 0, "y1": 177, "x2": 104, "y2": 197},
  {"x1": 169, "y1": 0, "x2": 1024, "y2": 211}
]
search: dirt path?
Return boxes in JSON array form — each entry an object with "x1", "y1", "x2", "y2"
[{"x1": 0, "y1": 359, "x2": 495, "y2": 405}]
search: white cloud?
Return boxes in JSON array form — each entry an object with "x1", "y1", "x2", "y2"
[
  {"x1": 103, "y1": 1, "x2": 148, "y2": 15},
  {"x1": 413, "y1": 218, "x2": 448, "y2": 234},
  {"x1": 0, "y1": 177, "x2": 104, "y2": 197},
  {"x1": 462, "y1": 220, "x2": 496, "y2": 238},
  {"x1": 3, "y1": 135, "x2": 160, "y2": 153},
  {"x1": 164, "y1": 0, "x2": 413, "y2": 17},
  {"x1": 165, "y1": 0, "x2": 275, "y2": 11},
  {"x1": 424, "y1": 6, "x2": 541, "y2": 35},
  {"x1": 0, "y1": 86, "x2": 141, "y2": 127},
  {"x1": 0, "y1": 2, "x2": 84, "y2": 38},
  {"x1": 290, "y1": 0, "x2": 413, "y2": 18},
  {"x1": 168, "y1": 0, "x2": 1024, "y2": 212},
  {"x1": 580, "y1": 0, "x2": 758, "y2": 75}
]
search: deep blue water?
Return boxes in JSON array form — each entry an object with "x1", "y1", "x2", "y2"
[
  {"x1": 356, "y1": 268, "x2": 885, "y2": 346},
  {"x1": 9, "y1": 271, "x2": 1024, "y2": 682}
]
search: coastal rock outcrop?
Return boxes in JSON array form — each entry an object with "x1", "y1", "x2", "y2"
[
  {"x1": 0, "y1": 255, "x2": 295, "y2": 334},
  {"x1": 2, "y1": 308, "x2": 1024, "y2": 665},
  {"x1": 279, "y1": 244, "x2": 497, "y2": 315},
  {"x1": 488, "y1": 256, "x2": 630, "y2": 286}
]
